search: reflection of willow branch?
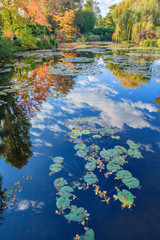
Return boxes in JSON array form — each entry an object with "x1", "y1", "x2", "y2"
[
  {"x1": 0, "y1": 96, "x2": 32, "y2": 169},
  {"x1": 104, "y1": 62, "x2": 150, "y2": 89},
  {"x1": 155, "y1": 93, "x2": 160, "y2": 122},
  {"x1": 13, "y1": 60, "x2": 75, "y2": 117}
]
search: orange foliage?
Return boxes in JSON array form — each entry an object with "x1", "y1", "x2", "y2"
[
  {"x1": 54, "y1": 10, "x2": 77, "y2": 41},
  {"x1": 22, "y1": 0, "x2": 51, "y2": 28}
]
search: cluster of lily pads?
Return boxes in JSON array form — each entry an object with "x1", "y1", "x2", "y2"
[
  {"x1": 64, "y1": 117, "x2": 141, "y2": 208},
  {"x1": 49, "y1": 117, "x2": 142, "y2": 239},
  {"x1": 50, "y1": 157, "x2": 90, "y2": 236}
]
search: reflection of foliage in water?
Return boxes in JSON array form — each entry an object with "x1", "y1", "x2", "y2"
[
  {"x1": 12, "y1": 56, "x2": 75, "y2": 116},
  {"x1": 0, "y1": 176, "x2": 5, "y2": 226},
  {"x1": 0, "y1": 175, "x2": 32, "y2": 225},
  {"x1": 102, "y1": 52, "x2": 154, "y2": 88},
  {"x1": 155, "y1": 92, "x2": 160, "y2": 121},
  {"x1": 49, "y1": 118, "x2": 142, "y2": 239},
  {"x1": 0, "y1": 70, "x2": 32, "y2": 169}
]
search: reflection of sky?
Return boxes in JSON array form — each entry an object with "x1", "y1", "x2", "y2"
[
  {"x1": 1, "y1": 50, "x2": 160, "y2": 240},
  {"x1": 30, "y1": 66, "x2": 159, "y2": 135}
]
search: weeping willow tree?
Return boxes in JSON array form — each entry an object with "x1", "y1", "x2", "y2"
[{"x1": 112, "y1": 0, "x2": 160, "y2": 42}]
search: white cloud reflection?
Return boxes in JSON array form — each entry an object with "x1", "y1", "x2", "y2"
[{"x1": 16, "y1": 199, "x2": 45, "y2": 212}]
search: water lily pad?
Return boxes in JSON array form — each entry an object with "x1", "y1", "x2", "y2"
[
  {"x1": 58, "y1": 186, "x2": 74, "y2": 198},
  {"x1": 114, "y1": 146, "x2": 127, "y2": 154},
  {"x1": 52, "y1": 156, "x2": 64, "y2": 164},
  {"x1": 84, "y1": 173, "x2": 98, "y2": 184},
  {"x1": 106, "y1": 162, "x2": 121, "y2": 172},
  {"x1": 93, "y1": 135, "x2": 102, "y2": 139},
  {"x1": 65, "y1": 205, "x2": 87, "y2": 222},
  {"x1": 123, "y1": 177, "x2": 140, "y2": 188},
  {"x1": 104, "y1": 127, "x2": 115, "y2": 135},
  {"x1": 85, "y1": 156, "x2": 97, "y2": 163},
  {"x1": 82, "y1": 130, "x2": 91, "y2": 135},
  {"x1": 56, "y1": 197, "x2": 70, "y2": 210},
  {"x1": 85, "y1": 162, "x2": 96, "y2": 171},
  {"x1": 116, "y1": 170, "x2": 132, "y2": 179},
  {"x1": 111, "y1": 155, "x2": 125, "y2": 165},
  {"x1": 117, "y1": 189, "x2": 134, "y2": 205},
  {"x1": 90, "y1": 144, "x2": 100, "y2": 151},
  {"x1": 54, "y1": 178, "x2": 68, "y2": 188},
  {"x1": 77, "y1": 150, "x2": 87, "y2": 158},
  {"x1": 74, "y1": 143, "x2": 86, "y2": 151},
  {"x1": 49, "y1": 164, "x2": 62, "y2": 173},
  {"x1": 73, "y1": 229, "x2": 95, "y2": 240},
  {"x1": 127, "y1": 140, "x2": 139, "y2": 149},
  {"x1": 4, "y1": 189, "x2": 13, "y2": 198},
  {"x1": 111, "y1": 136, "x2": 120, "y2": 140},
  {"x1": 128, "y1": 149, "x2": 141, "y2": 158}
]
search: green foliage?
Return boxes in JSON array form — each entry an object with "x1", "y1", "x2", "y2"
[
  {"x1": 157, "y1": 39, "x2": 160, "y2": 47},
  {"x1": 139, "y1": 40, "x2": 158, "y2": 47},
  {"x1": 75, "y1": 9, "x2": 96, "y2": 34},
  {"x1": 92, "y1": 27, "x2": 115, "y2": 40},
  {"x1": 0, "y1": 38, "x2": 14, "y2": 63}
]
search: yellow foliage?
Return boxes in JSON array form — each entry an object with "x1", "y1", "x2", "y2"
[
  {"x1": 54, "y1": 10, "x2": 77, "y2": 41},
  {"x1": 3, "y1": 29, "x2": 14, "y2": 39}
]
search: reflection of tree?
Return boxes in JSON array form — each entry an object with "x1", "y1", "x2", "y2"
[
  {"x1": 103, "y1": 60, "x2": 150, "y2": 89},
  {"x1": 155, "y1": 93, "x2": 160, "y2": 121},
  {"x1": 0, "y1": 71, "x2": 32, "y2": 169},
  {"x1": 0, "y1": 176, "x2": 5, "y2": 226},
  {"x1": 12, "y1": 56, "x2": 75, "y2": 116}
]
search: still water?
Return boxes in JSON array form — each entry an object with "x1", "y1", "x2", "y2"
[{"x1": 0, "y1": 42, "x2": 160, "y2": 240}]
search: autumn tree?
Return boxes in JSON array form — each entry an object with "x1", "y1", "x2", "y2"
[{"x1": 54, "y1": 9, "x2": 77, "y2": 41}]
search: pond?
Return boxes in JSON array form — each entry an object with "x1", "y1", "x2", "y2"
[{"x1": 0, "y1": 42, "x2": 160, "y2": 240}]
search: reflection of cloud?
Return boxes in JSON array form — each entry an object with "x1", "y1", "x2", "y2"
[
  {"x1": 33, "y1": 152, "x2": 44, "y2": 156},
  {"x1": 64, "y1": 88, "x2": 159, "y2": 131},
  {"x1": 156, "y1": 142, "x2": 160, "y2": 148},
  {"x1": 61, "y1": 106, "x2": 75, "y2": 114},
  {"x1": 33, "y1": 139, "x2": 52, "y2": 147},
  {"x1": 47, "y1": 124, "x2": 65, "y2": 132},
  {"x1": 17, "y1": 200, "x2": 45, "y2": 212},
  {"x1": 88, "y1": 76, "x2": 99, "y2": 82},
  {"x1": 30, "y1": 131, "x2": 41, "y2": 137},
  {"x1": 138, "y1": 143, "x2": 155, "y2": 153}
]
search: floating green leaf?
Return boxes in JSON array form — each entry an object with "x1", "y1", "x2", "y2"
[
  {"x1": 116, "y1": 170, "x2": 132, "y2": 179},
  {"x1": 114, "y1": 146, "x2": 127, "y2": 154},
  {"x1": 65, "y1": 205, "x2": 87, "y2": 222},
  {"x1": 127, "y1": 140, "x2": 139, "y2": 149},
  {"x1": 111, "y1": 136, "x2": 120, "y2": 140},
  {"x1": 49, "y1": 164, "x2": 62, "y2": 173},
  {"x1": 117, "y1": 189, "x2": 134, "y2": 205},
  {"x1": 85, "y1": 156, "x2": 97, "y2": 163},
  {"x1": 58, "y1": 186, "x2": 74, "y2": 198},
  {"x1": 128, "y1": 149, "x2": 141, "y2": 158},
  {"x1": 56, "y1": 197, "x2": 70, "y2": 210},
  {"x1": 4, "y1": 189, "x2": 13, "y2": 198},
  {"x1": 107, "y1": 162, "x2": 121, "y2": 172},
  {"x1": 82, "y1": 130, "x2": 91, "y2": 135},
  {"x1": 77, "y1": 150, "x2": 87, "y2": 158},
  {"x1": 73, "y1": 229, "x2": 95, "y2": 240},
  {"x1": 74, "y1": 143, "x2": 86, "y2": 151},
  {"x1": 85, "y1": 162, "x2": 96, "y2": 171},
  {"x1": 123, "y1": 177, "x2": 140, "y2": 188},
  {"x1": 90, "y1": 144, "x2": 100, "y2": 151},
  {"x1": 52, "y1": 156, "x2": 64, "y2": 164},
  {"x1": 84, "y1": 173, "x2": 98, "y2": 184},
  {"x1": 111, "y1": 155, "x2": 125, "y2": 165},
  {"x1": 54, "y1": 178, "x2": 68, "y2": 188},
  {"x1": 93, "y1": 135, "x2": 102, "y2": 139}
]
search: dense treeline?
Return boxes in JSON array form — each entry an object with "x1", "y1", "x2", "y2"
[
  {"x1": 97, "y1": 0, "x2": 160, "y2": 46},
  {"x1": 0, "y1": 0, "x2": 160, "y2": 63}
]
